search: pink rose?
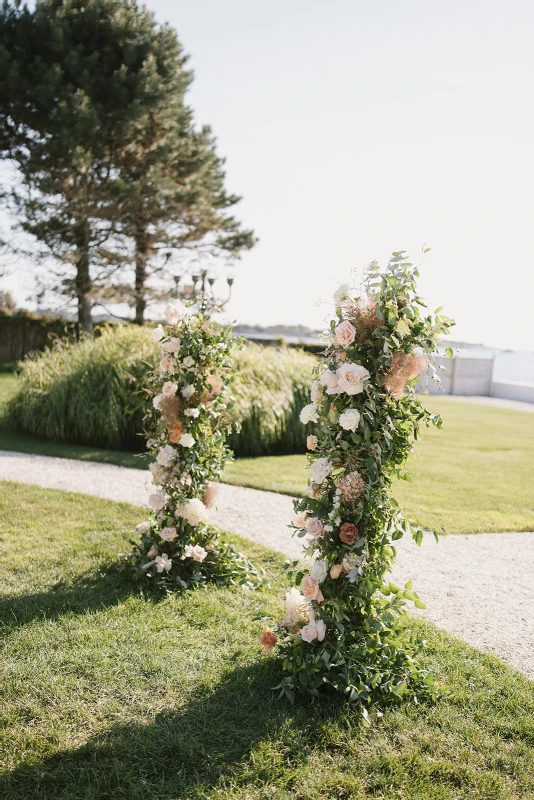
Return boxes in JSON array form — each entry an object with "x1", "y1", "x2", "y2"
[
  {"x1": 160, "y1": 526, "x2": 177, "y2": 542},
  {"x1": 333, "y1": 320, "x2": 356, "y2": 348},
  {"x1": 147, "y1": 545, "x2": 159, "y2": 558},
  {"x1": 301, "y1": 575, "x2": 324, "y2": 603},
  {"x1": 162, "y1": 381, "x2": 177, "y2": 398},
  {"x1": 336, "y1": 363, "x2": 370, "y2": 395},
  {"x1": 320, "y1": 369, "x2": 341, "y2": 395},
  {"x1": 300, "y1": 618, "x2": 326, "y2": 643},
  {"x1": 259, "y1": 629, "x2": 277, "y2": 653},
  {"x1": 306, "y1": 517, "x2": 324, "y2": 539},
  {"x1": 340, "y1": 523, "x2": 359, "y2": 545},
  {"x1": 191, "y1": 544, "x2": 207, "y2": 562}
]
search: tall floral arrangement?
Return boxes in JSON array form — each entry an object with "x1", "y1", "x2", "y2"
[
  {"x1": 128, "y1": 301, "x2": 259, "y2": 590},
  {"x1": 260, "y1": 254, "x2": 454, "y2": 707}
]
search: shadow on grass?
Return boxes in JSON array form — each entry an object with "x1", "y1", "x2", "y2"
[
  {"x1": 0, "y1": 564, "x2": 145, "y2": 632},
  {"x1": 1, "y1": 658, "x2": 349, "y2": 800}
]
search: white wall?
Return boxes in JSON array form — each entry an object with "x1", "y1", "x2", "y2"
[
  {"x1": 491, "y1": 381, "x2": 534, "y2": 404},
  {"x1": 418, "y1": 356, "x2": 494, "y2": 396}
]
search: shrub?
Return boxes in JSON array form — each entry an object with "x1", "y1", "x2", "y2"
[{"x1": 5, "y1": 326, "x2": 316, "y2": 456}]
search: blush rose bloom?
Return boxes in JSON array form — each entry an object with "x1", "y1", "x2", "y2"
[
  {"x1": 306, "y1": 517, "x2": 324, "y2": 538},
  {"x1": 148, "y1": 489, "x2": 166, "y2": 512},
  {"x1": 301, "y1": 575, "x2": 324, "y2": 603},
  {"x1": 340, "y1": 522, "x2": 359, "y2": 545},
  {"x1": 339, "y1": 408, "x2": 361, "y2": 431},
  {"x1": 259, "y1": 629, "x2": 277, "y2": 653},
  {"x1": 185, "y1": 544, "x2": 207, "y2": 562},
  {"x1": 182, "y1": 355, "x2": 195, "y2": 369},
  {"x1": 155, "y1": 553, "x2": 172, "y2": 572},
  {"x1": 147, "y1": 545, "x2": 159, "y2": 558},
  {"x1": 300, "y1": 618, "x2": 326, "y2": 643},
  {"x1": 292, "y1": 511, "x2": 308, "y2": 529},
  {"x1": 307, "y1": 434, "x2": 318, "y2": 451},
  {"x1": 333, "y1": 320, "x2": 356, "y2": 348},
  {"x1": 336, "y1": 363, "x2": 370, "y2": 395},
  {"x1": 165, "y1": 337, "x2": 181, "y2": 354},
  {"x1": 160, "y1": 526, "x2": 178, "y2": 542},
  {"x1": 162, "y1": 381, "x2": 178, "y2": 398},
  {"x1": 159, "y1": 355, "x2": 176, "y2": 374},
  {"x1": 320, "y1": 368, "x2": 340, "y2": 395}
]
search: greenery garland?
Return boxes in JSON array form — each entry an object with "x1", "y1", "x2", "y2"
[
  {"x1": 260, "y1": 254, "x2": 454, "y2": 707},
  {"x1": 128, "y1": 302, "x2": 260, "y2": 591}
]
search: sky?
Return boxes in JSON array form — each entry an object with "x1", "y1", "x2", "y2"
[{"x1": 4, "y1": 0, "x2": 534, "y2": 349}]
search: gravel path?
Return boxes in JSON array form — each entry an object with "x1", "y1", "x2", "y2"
[{"x1": 1, "y1": 450, "x2": 533, "y2": 680}]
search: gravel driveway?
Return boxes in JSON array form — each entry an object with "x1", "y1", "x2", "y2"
[{"x1": 1, "y1": 450, "x2": 532, "y2": 680}]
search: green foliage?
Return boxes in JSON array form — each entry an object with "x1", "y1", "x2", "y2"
[
  {"x1": 2, "y1": 482, "x2": 534, "y2": 799},
  {"x1": 271, "y1": 253, "x2": 455, "y2": 707},
  {"x1": 5, "y1": 328, "x2": 316, "y2": 456}
]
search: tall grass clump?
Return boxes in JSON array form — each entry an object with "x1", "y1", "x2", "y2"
[
  {"x1": 5, "y1": 329, "x2": 317, "y2": 455},
  {"x1": 5, "y1": 326, "x2": 156, "y2": 450},
  {"x1": 229, "y1": 343, "x2": 316, "y2": 456}
]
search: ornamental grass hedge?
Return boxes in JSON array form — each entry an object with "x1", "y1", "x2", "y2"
[{"x1": 4, "y1": 325, "x2": 316, "y2": 457}]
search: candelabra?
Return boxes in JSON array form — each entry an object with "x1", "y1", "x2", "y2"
[{"x1": 171, "y1": 256, "x2": 235, "y2": 316}]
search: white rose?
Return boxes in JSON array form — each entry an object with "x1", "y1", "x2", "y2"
[
  {"x1": 333, "y1": 320, "x2": 356, "y2": 348},
  {"x1": 181, "y1": 384, "x2": 195, "y2": 400},
  {"x1": 179, "y1": 433, "x2": 195, "y2": 448},
  {"x1": 310, "y1": 559, "x2": 328, "y2": 584},
  {"x1": 136, "y1": 521, "x2": 150, "y2": 534},
  {"x1": 336, "y1": 363, "x2": 370, "y2": 395},
  {"x1": 184, "y1": 408, "x2": 200, "y2": 418},
  {"x1": 162, "y1": 381, "x2": 177, "y2": 398},
  {"x1": 320, "y1": 369, "x2": 341, "y2": 395},
  {"x1": 191, "y1": 544, "x2": 207, "y2": 562},
  {"x1": 310, "y1": 458, "x2": 332, "y2": 485},
  {"x1": 164, "y1": 300, "x2": 186, "y2": 324},
  {"x1": 160, "y1": 526, "x2": 178, "y2": 541},
  {"x1": 152, "y1": 394, "x2": 164, "y2": 410},
  {"x1": 151, "y1": 324, "x2": 164, "y2": 342},
  {"x1": 156, "y1": 445, "x2": 176, "y2": 467},
  {"x1": 177, "y1": 498, "x2": 209, "y2": 526},
  {"x1": 182, "y1": 356, "x2": 195, "y2": 369},
  {"x1": 299, "y1": 403, "x2": 319, "y2": 425},
  {"x1": 338, "y1": 408, "x2": 361, "y2": 431},
  {"x1": 300, "y1": 618, "x2": 326, "y2": 643},
  {"x1": 149, "y1": 462, "x2": 168, "y2": 485},
  {"x1": 333, "y1": 283, "x2": 351, "y2": 305},
  {"x1": 165, "y1": 337, "x2": 181, "y2": 354},
  {"x1": 310, "y1": 380, "x2": 323, "y2": 404},
  {"x1": 155, "y1": 553, "x2": 172, "y2": 573},
  {"x1": 148, "y1": 489, "x2": 166, "y2": 512}
]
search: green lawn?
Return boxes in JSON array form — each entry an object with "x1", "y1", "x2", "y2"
[
  {"x1": 1, "y1": 481, "x2": 533, "y2": 799},
  {"x1": 224, "y1": 397, "x2": 534, "y2": 534}
]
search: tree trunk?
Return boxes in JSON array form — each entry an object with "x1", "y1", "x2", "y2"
[
  {"x1": 134, "y1": 223, "x2": 149, "y2": 325},
  {"x1": 75, "y1": 221, "x2": 94, "y2": 334}
]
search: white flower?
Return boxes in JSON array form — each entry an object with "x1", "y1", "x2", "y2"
[
  {"x1": 336, "y1": 363, "x2": 370, "y2": 395},
  {"x1": 310, "y1": 458, "x2": 332, "y2": 485},
  {"x1": 182, "y1": 355, "x2": 195, "y2": 369},
  {"x1": 177, "y1": 498, "x2": 209, "y2": 526},
  {"x1": 333, "y1": 320, "x2": 356, "y2": 348},
  {"x1": 320, "y1": 368, "x2": 341, "y2": 395},
  {"x1": 148, "y1": 489, "x2": 166, "y2": 512},
  {"x1": 152, "y1": 393, "x2": 164, "y2": 410},
  {"x1": 334, "y1": 283, "x2": 351, "y2": 305},
  {"x1": 179, "y1": 433, "x2": 195, "y2": 448},
  {"x1": 181, "y1": 384, "x2": 195, "y2": 400},
  {"x1": 307, "y1": 434, "x2": 318, "y2": 451},
  {"x1": 162, "y1": 381, "x2": 177, "y2": 398},
  {"x1": 339, "y1": 408, "x2": 361, "y2": 431},
  {"x1": 299, "y1": 403, "x2": 319, "y2": 425},
  {"x1": 151, "y1": 324, "x2": 164, "y2": 342},
  {"x1": 156, "y1": 445, "x2": 176, "y2": 467},
  {"x1": 160, "y1": 526, "x2": 178, "y2": 542},
  {"x1": 164, "y1": 300, "x2": 186, "y2": 324},
  {"x1": 310, "y1": 380, "x2": 323, "y2": 404},
  {"x1": 300, "y1": 617, "x2": 326, "y2": 643},
  {"x1": 282, "y1": 587, "x2": 309, "y2": 629},
  {"x1": 191, "y1": 544, "x2": 207, "y2": 562},
  {"x1": 155, "y1": 553, "x2": 172, "y2": 572},
  {"x1": 165, "y1": 337, "x2": 182, "y2": 354},
  {"x1": 310, "y1": 559, "x2": 328, "y2": 584},
  {"x1": 184, "y1": 408, "x2": 200, "y2": 418},
  {"x1": 159, "y1": 356, "x2": 176, "y2": 374},
  {"x1": 149, "y1": 462, "x2": 168, "y2": 486},
  {"x1": 136, "y1": 521, "x2": 150, "y2": 534}
]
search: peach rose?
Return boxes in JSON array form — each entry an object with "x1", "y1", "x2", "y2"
[
  {"x1": 259, "y1": 629, "x2": 277, "y2": 653},
  {"x1": 307, "y1": 434, "x2": 318, "y2": 451},
  {"x1": 300, "y1": 618, "x2": 326, "y2": 643},
  {"x1": 339, "y1": 522, "x2": 359, "y2": 545},
  {"x1": 168, "y1": 422, "x2": 185, "y2": 443},
  {"x1": 330, "y1": 563, "x2": 343, "y2": 579},
  {"x1": 333, "y1": 320, "x2": 356, "y2": 348},
  {"x1": 292, "y1": 511, "x2": 308, "y2": 529},
  {"x1": 301, "y1": 575, "x2": 324, "y2": 603}
]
